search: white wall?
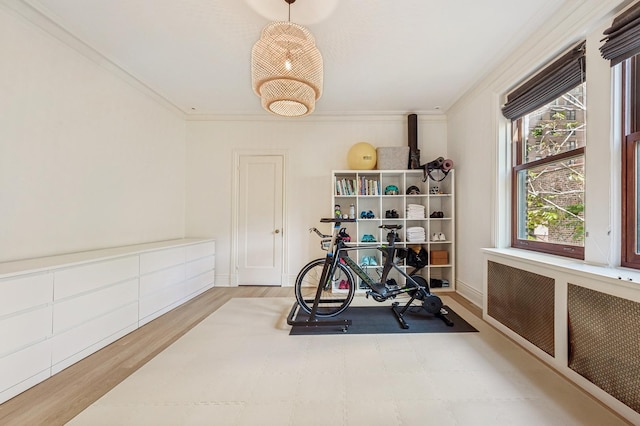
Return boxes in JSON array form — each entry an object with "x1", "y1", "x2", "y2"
[
  {"x1": 185, "y1": 115, "x2": 447, "y2": 286},
  {"x1": 0, "y1": 5, "x2": 186, "y2": 262},
  {"x1": 447, "y1": 92, "x2": 497, "y2": 302},
  {"x1": 447, "y1": 0, "x2": 627, "y2": 304}
]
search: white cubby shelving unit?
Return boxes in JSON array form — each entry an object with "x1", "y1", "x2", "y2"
[{"x1": 332, "y1": 169, "x2": 455, "y2": 292}]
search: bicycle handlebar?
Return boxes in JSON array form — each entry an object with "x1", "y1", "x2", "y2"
[{"x1": 309, "y1": 227, "x2": 330, "y2": 239}]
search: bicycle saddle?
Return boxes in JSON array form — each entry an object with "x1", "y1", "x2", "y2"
[{"x1": 379, "y1": 224, "x2": 403, "y2": 230}]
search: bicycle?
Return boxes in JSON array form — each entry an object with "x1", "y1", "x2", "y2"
[{"x1": 290, "y1": 218, "x2": 453, "y2": 330}]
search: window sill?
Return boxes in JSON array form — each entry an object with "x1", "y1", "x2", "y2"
[{"x1": 482, "y1": 247, "x2": 640, "y2": 290}]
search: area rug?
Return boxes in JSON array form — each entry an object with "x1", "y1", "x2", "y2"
[
  {"x1": 67, "y1": 296, "x2": 626, "y2": 426},
  {"x1": 289, "y1": 304, "x2": 478, "y2": 335}
]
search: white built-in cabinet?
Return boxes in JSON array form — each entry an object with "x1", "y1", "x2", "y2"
[
  {"x1": 0, "y1": 239, "x2": 215, "y2": 403},
  {"x1": 332, "y1": 169, "x2": 455, "y2": 292}
]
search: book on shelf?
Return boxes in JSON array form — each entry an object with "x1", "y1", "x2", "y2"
[
  {"x1": 336, "y1": 177, "x2": 358, "y2": 196},
  {"x1": 358, "y1": 177, "x2": 380, "y2": 195},
  {"x1": 335, "y1": 175, "x2": 382, "y2": 196}
]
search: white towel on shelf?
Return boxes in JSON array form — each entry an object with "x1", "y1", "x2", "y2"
[
  {"x1": 407, "y1": 226, "x2": 425, "y2": 232},
  {"x1": 406, "y1": 226, "x2": 426, "y2": 242},
  {"x1": 406, "y1": 204, "x2": 425, "y2": 219}
]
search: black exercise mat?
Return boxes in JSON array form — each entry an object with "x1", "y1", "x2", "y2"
[{"x1": 289, "y1": 304, "x2": 477, "y2": 335}]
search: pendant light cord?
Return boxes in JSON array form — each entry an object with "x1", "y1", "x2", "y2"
[{"x1": 285, "y1": 0, "x2": 295, "y2": 22}]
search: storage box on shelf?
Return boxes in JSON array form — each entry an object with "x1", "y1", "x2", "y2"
[
  {"x1": 376, "y1": 147, "x2": 410, "y2": 170},
  {"x1": 331, "y1": 169, "x2": 455, "y2": 292},
  {"x1": 430, "y1": 250, "x2": 449, "y2": 265}
]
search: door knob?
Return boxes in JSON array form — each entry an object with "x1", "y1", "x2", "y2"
[{"x1": 275, "y1": 229, "x2": 280, "y2": 234}]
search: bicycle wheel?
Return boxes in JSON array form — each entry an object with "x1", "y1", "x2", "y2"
[{"x1": 294, "y1": 258, "x2": 355, "y2": 317}]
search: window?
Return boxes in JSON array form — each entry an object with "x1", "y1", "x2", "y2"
[
  {"x1": 511, "y1": 84, "x2": 586, "y2": 258},
  {"x1": 601, "y1": 2, "x2": 640, "y2": 269},
  {"x1": 502, "y1": 42, "x2": 586, "y2": 259},
  {"x1": 621, "y1": 56, "x2": 640, "y2": 268}
]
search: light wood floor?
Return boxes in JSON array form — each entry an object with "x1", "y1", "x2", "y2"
[{"x1": 0, "y1": 287, "x2": 480, "y2": 426}]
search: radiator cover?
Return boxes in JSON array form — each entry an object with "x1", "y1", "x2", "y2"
[
  {"x1": 568, "y1": 284, "x2": 640, "y2": 413},
  {"x1": 487, "y1": 261, "x2": 555, "y2": 356}
]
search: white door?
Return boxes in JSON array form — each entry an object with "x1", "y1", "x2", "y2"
[{"x1": 236, "y1": 155, "x2": 284, "y2": 286}]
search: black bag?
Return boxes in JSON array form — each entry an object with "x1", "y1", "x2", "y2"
[
  {"x1": 406, "y1": 247, "x2": 428, "y2": 268},
  {"x1": 395, "y1": 247, "x2": 408, "y2": 260}
]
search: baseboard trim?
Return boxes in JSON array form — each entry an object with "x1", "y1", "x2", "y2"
[{"x1": 455, "y1": 279, "x2": 482, "y2": 308}]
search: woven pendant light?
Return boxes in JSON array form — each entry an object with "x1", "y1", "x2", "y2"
[{"x1": 251, "y1": 0, "x2": 323, "y2": 117}]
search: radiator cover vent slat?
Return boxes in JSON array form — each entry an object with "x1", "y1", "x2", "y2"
[{"x1": 487, "y1": 261, "x2": 555, "y2": 356}]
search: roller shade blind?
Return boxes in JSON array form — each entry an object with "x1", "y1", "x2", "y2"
[
  {"x1": 600, "y1": 2, "x2": 640, "y2": 66},
  {"x1": 502, "y1": 41, "x2": 585, "y2": 120}
]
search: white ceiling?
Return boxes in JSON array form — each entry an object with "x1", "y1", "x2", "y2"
[{"x1": 24, "y1": 0, "x2": 569, "y2": 117}]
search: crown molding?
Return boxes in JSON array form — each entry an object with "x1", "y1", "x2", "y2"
[{"x1": 185, "y1": 111, "x2": 447, "y2": 122}]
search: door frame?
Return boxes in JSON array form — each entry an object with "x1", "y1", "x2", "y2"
[{"x1": 230, "y1": 150, "x2": 287, "y2": 286}]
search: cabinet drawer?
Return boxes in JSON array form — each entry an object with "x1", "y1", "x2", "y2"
[
  {"x1": 54, "y1": 256, "x2": 139, "y2": 300},
  {"x1": 0, "y1": 306, "x2": 52, "y2": 355},
  {"x1": 186, "y1": 255, "x2": 214, "y2": 279},
  {"x1": 140, "y1": 247, "x2": 186, "y2": 274},
  {"x1": 0, "y1": 273, "x2": 53, "y2": 317},
  {"x1": 139, "y1": 264, "x2": 185, "y2": 297},
  {"x1": 185, "y1": 270, "x2": 215, "y2": 296},
  {"x1": 139, "y1": 282, "x2": 184, "y2": 320},
  {"x1": 53, "y1": 279, "x2": 138, "y2": 333},
  {"x1": 186, "y1": 241, "x2": 215, "y2": 261},
  {"x1": 0, "y1": 340, "x2": 51, "y2": 394},
  {"x1": 51, "y1": 302, "x2": 138, "y2": 367}
]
